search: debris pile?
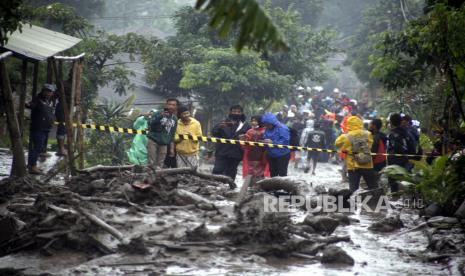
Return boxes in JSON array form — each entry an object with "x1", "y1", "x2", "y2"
[{"x1": 0, "y1": 166, "x2": 235, "y2": 260}]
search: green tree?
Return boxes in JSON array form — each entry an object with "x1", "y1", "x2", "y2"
[
  {"x1": 260, "y1": 0, "x2": 324, "y2": 27},
  {"x1": 0, "y1": 0, "x2": 29, "y2": 46},
  {"x1": 179, "y1": 48, "x2": 292, "y2": 119},
  {"x1": 195, "y1": 0, "x2": 288, "y2": 52},
  {"x1": 264, "y1": 6, "x2": 336, "y2": 83},
  {"x1": 345, "y1": 0, "x2": 424, "y2": 88},
  {"x1": 370, "y1": 3, "x2": 465, "y2": 124}
]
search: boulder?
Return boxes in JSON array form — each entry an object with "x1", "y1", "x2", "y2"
[
  {"x1": 328, "y1": 213, "x2": 350, "y2": 225},
  {"x1": 313, "y1": 185, "x2": 327, "y2": 195},
  {"x1": 321, "y1": 246, "x2": 354, "y2": 265},
  {"x1": 454, "y1": 200, "x2": 465, "y2": 219},
  {"x1": 368, "y1": 215, "x2": 404, "y2": 232},
  {"x1": 303, "y1": 215, "x2": 339, "y2": 235},
  {"x1": 423, "y1": 203, "x2": 443, "y2": 218}
]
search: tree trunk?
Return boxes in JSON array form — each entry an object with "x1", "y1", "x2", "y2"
[{"x1": 0, "y1": 60, "x2": 27, "y2": 177}]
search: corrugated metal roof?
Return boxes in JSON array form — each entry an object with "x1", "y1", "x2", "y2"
[{"x1": 1, "y1": 24, "x2": 81, "y2": 61}]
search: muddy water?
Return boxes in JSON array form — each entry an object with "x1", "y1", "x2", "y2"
[{"x1": 0, "y1": 149, "x2": 62, "y2": 179}]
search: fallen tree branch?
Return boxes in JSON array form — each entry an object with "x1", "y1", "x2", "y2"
[
  {"x1": 175, "y1": 189, "x2": 214, "y2": 205},
  {"x1": 99, "y1": 261, "x2": 159, "y2": 267},
  {"x1": 155, "y1": 167, "x2": 236, "y2": 189},
  {"x1": 75, "y1": 207, "x2": 125, "y2": 242},
  {"x1": 79, "y1": 165, "x2": 134, "y2": 173}
]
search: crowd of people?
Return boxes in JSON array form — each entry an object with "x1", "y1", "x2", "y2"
[
  {"x1": 124, "y1": 87, "x2": 428, "y2": 195},
  {"x1": 28, "y1": 83, "x2": 430, "y2": 195}
]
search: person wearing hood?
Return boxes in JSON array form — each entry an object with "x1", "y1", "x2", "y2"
[
  {"x1": 241, "y1": 115, "x2": 270, "y2": 184},
  {"x1": 27, "y1": 84, "x2": 56, "y2": 174},
  {"x1": 262, "y1": 112, "x2": 291, "y2": 177},
  {"x1": 212, "y1": 105, "x2": 250, "y2": 181},
  {"x1": 335, "y1": 116, "x2": 378, "y2": 192},
  {"x1": 127, "y1": 109, "x2": 155, "y2": 165}
]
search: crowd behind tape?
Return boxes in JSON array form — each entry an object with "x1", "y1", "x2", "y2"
[{"x1": 57, "y1": 122, "x2": 428, "y2": 158}]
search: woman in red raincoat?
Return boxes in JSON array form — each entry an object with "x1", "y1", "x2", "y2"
[{"x1": 242, "y1": 115, "x2": 270, "y2": 184}]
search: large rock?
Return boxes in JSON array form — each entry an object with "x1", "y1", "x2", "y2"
[
  {"x1": 328, "y1": 188, "x2": 352, "y2": 209},
  {"x1": 423, "y1": 203, "x2": 443, "y2": 218},
  {"x1": 321, "y1": 246, "x2": 354, "y2": 265},
  {"x1": 303, "y1": 215, "x2": 339, "y2": 235},
  {"x1": 313, "y1": 185, "x2": 327, "y2": 195},
  {"x1": 454, "y1": 200, "x2": 465, "y2": 219},
  {"x1": 368, "y1": 215, "x2": 404, "y2": 232},
  {"x1": 328, "y1": 213, "x2": 351, "y2": 225}
]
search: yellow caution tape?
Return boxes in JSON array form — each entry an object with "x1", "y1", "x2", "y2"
[{"x1": 55, "y1": 122, "x2": 428, "y2": 158}]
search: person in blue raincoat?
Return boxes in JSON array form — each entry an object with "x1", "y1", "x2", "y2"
[
  {"x1": 127, "y1": 110, "x2": 155, "y2": 165},
  {"x1": 262, "y1": 112, "x2": 291, "y2": 177}
]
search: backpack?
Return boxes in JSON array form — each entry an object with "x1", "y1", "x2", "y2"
[
  {"x1": 347, "y1": 131, "x2": 372, "y2": 165},
  {"x1": 388, "y1": 131, "x2": 414, "y2": 155},
  {"x1": 289, "y1": 127, "x2": 299, "y2": 150}
]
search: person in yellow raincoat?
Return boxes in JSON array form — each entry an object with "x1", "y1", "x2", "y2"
[
  {"x1": 335, "y1": 116, "x2": 378, "y2": 192},
  {"x1": 127, "y1": 110, "x2": 155, "y2": 165}
]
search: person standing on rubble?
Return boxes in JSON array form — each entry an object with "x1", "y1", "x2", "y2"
[
  {"x1": 175, "y1": 106, "x2": 202, "y2": 169},
  {"x1": 27, "y1": 84, "x2": 56, "y2": 174},
  {"x1": 212, "y1": 105, "x2": 250, "y2": 181},
  {"x1": 146, "y1": 99, "x2": 178, "y2": 172}
]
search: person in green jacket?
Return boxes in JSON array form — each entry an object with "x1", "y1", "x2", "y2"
[
  {"x1": 146, "y1": 99, "x2": 178, "y2": 171},
  {"x1": 127, "y1": 110, "x2": 155, "y2": 165}
]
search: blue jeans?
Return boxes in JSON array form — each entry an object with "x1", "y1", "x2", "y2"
[{"x1": 28, "y1": 130, "x2": 48, "y2": 167}]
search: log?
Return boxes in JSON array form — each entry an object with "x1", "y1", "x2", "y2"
[
  {"x1": 194, "y1": 171, "x2": 236, "y2": 189},
  {"x1": 99, "y1": 261, "x2": 159, "y2": 267},
  {"x1": 80, "y1": 165, "x2": 134, "y2": 173},
  {"x1": 291, "y1": 252, "x2": 319, "y2": 260},
  {"x1": 155, "y1": 167, "x2": 236, "y2": 189},
  {"x1": 256, "y1": 177, "x2": 306, "y2": 195},
  {"x1": 155, "y1": 167, "x2": 193, "y2": 175},
  {"x1": 143, "y1": 204, "x2": 196, "y2": 210},
  {"x1": 75, "y1": 207, "x2": 125, "y2": 242},
  {"x1": 48, "y1": 204, "x2": 78, "y2": 215},
  {"x1": 78, "y1": 195, "x2": 144, "y2": 211},
  {"x1": 313, "y1": 235, "x2": 351, "y2": 244},
  {"x1": 175, "y1": 189, "x2": 213, "y2": 205}
]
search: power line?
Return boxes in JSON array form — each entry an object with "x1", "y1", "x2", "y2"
[{"x1": 89, "y1": 15, "x2": 174, "y2": 20}]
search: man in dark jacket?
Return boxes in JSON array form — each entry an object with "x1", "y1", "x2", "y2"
[
  {"x1": 28, "y1": 84, "x2": 55, "y2": 174},
  {"x1": 387, "y1": 113, "x2": 416, "y2": 192},
  {"x1": 146, "y1": 99, "x2": 178, "y2": 172},
  {"x1": 303, "y1": 122, "x2": 326, "y2": 175},
  {"x1": 212, "y1": 105, "x2": 250, "y2": 181},
  {"x1": 262, "y1": 112, "x2": 291, "y2": 177}
]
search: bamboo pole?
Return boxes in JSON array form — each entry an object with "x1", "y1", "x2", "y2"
[
  {"x1": 32, "y1": 61, "x2": 39, "y2": 98},
  {"x1": 0, "y1": 58, "x2": 27, "y2": 177},
  {"x1": 52, "y1": 58, "x2": 76, "y2": 175},
  {"x1": 74, "y1": 60, "x2": 84, "y2": 169},
  {"x1": 18, "y1": 59, "x2": 28, "y2": 134}
]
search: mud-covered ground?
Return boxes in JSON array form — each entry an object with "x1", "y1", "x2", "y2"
[{"x1": 0, "y1": 153, "x2": 464, "y2": 276}]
